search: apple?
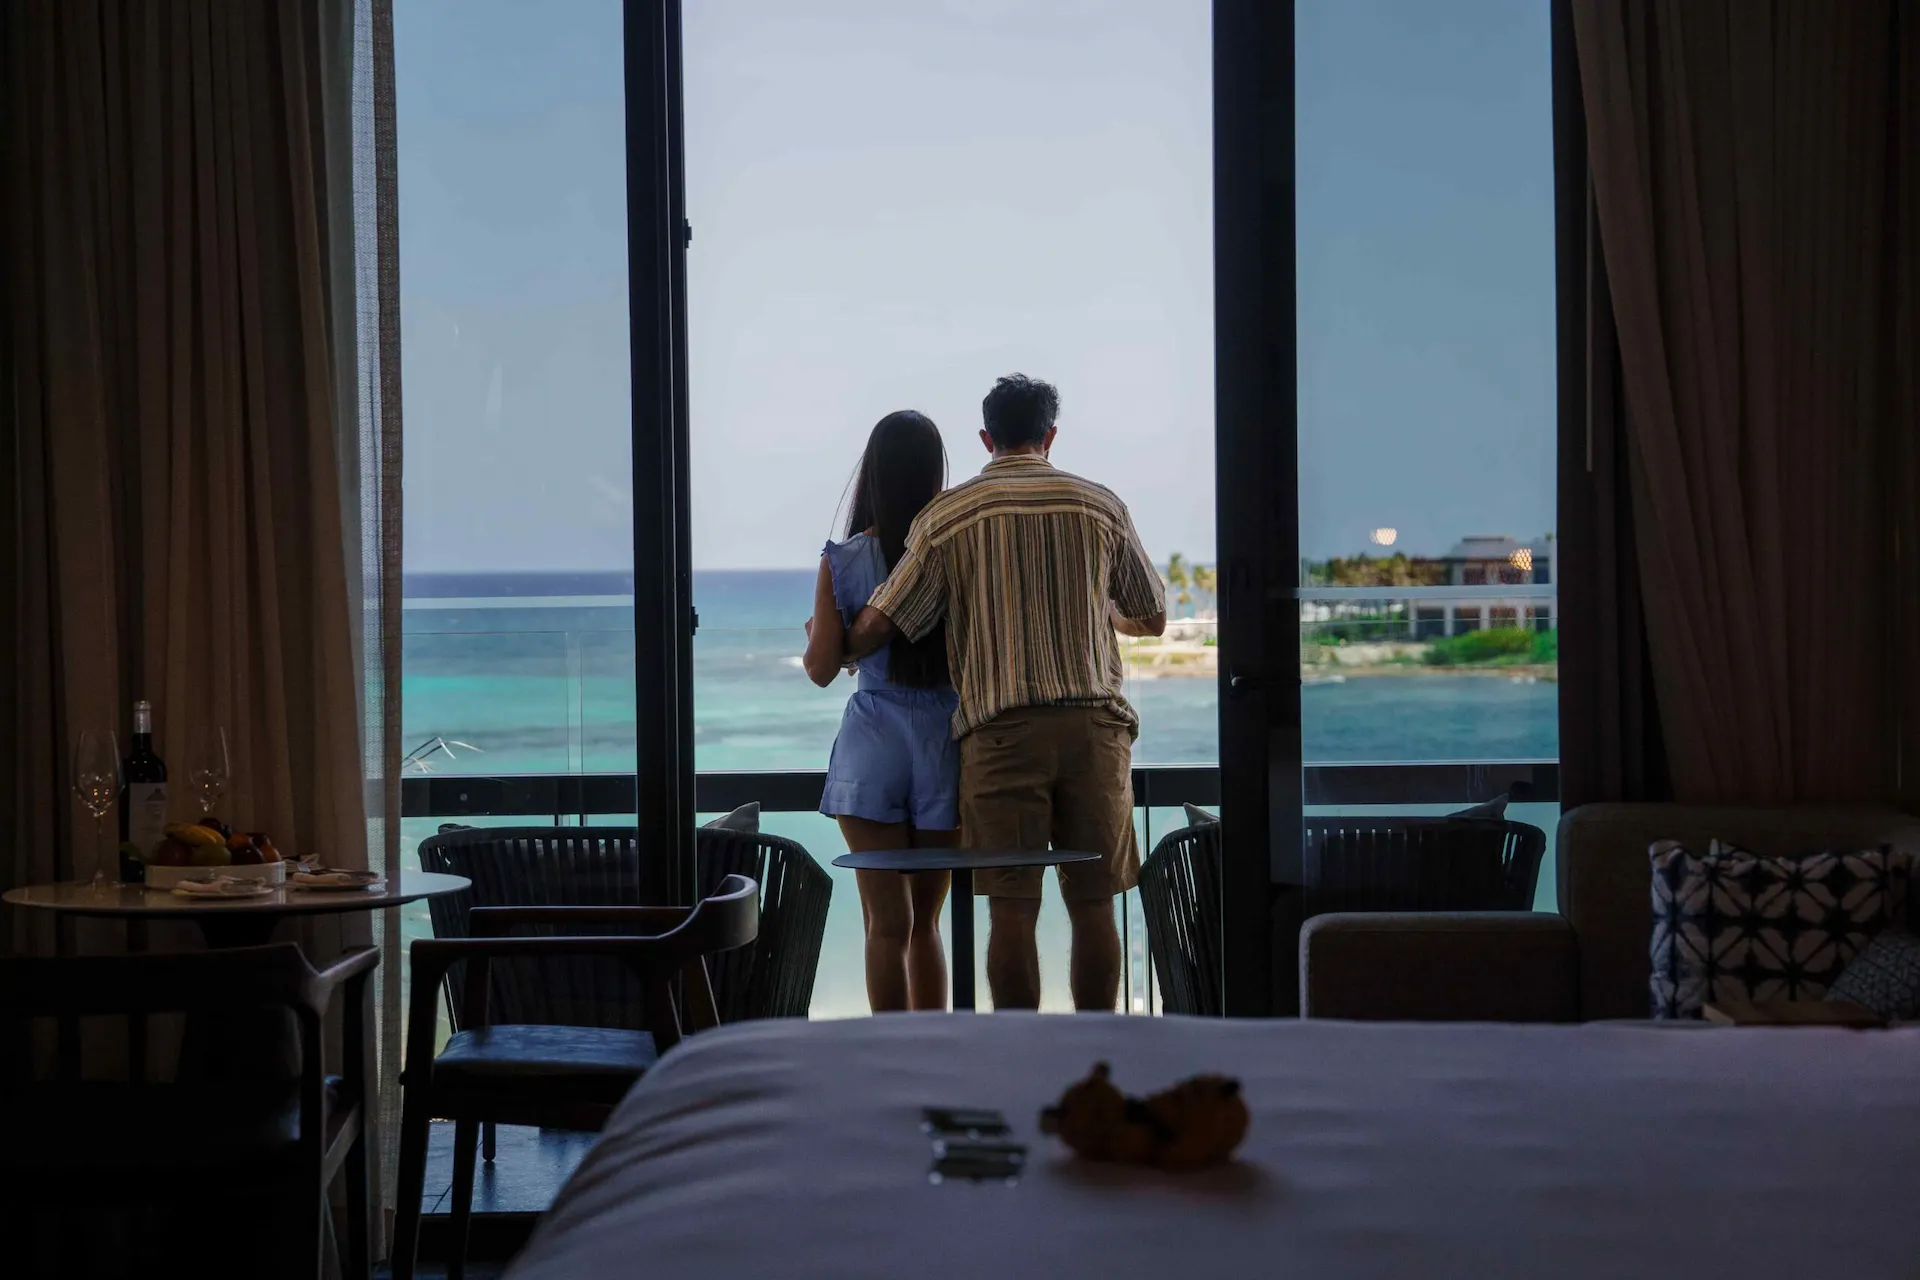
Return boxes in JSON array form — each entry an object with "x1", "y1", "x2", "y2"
[
  {"x1": 189, "y1": 844, "x2": 232, "y2": 867},
  {"x1": 231, "y1": 843, "x2": 264, "y2": 866},
  {"x1": 154, "y1": 838, "x2": 193, "y2": 867}
]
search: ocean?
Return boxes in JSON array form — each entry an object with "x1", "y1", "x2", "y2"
[{"x1": 400, "y1": 570, "x2": 1559, "y2": 1018}]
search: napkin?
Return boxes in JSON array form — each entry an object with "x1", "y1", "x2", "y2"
[
  {"x1": 170, "y1": 876, "x2": 273, "y2": 898},
  {"x1": 289, "y1": 869, "x2": 382, "y2": 888}
]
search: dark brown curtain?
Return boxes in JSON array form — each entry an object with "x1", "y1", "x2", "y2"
[
  {"x1": 1555, "y1": 0, "x2": 1668, "y2": 812},
  {"x1": 2, "y1": 0, "x2": 404, "y2": 1262},
  {"x1": 1896, "y1": 6, "x2": 1920, "y2": 814},
  {"x1": 1568, "y1": 0, "x2": 1915, "y2": 805}
]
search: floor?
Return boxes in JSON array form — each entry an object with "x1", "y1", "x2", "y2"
[
  {"x1": 377, "y1": 1122, "x2": 597, "y2": 1278},
  {"x1": 417, "y1": 1120, "x2": 599, "y2": 1217}
]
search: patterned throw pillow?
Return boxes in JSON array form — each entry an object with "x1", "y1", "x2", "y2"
[
  {"x1": 1649, "y1": 841, "x2": 1912, "y2": 1019},
  {"x1": 1826, "y1": 929, "x2": 1920, "y2": 1021}
]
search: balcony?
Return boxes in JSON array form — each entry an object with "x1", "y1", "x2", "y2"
[{"x1": 401, "y1": 593, "x2": 1559, "y2": 1019}]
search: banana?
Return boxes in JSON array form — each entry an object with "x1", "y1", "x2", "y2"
[{"x1": 164, "y1": 821, "x2": 226, "y2": 847}]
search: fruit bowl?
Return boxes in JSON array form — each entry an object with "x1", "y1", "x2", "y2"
[
  {"x1": 147, "y1": 860, "x2": 288, "y2": 890},
  {"x1": 141, "y1": 818, "x2": 289, "y2": 890}
]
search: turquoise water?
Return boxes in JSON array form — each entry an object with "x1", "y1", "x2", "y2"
[
  {"x1": 399, "y1": 571, "x2": 1558, "y2": 1016},
  {"x1": 402, "y1": 569, "x2": 1557, "y2": 771}
]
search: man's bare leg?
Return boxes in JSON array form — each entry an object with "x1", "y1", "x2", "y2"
[
  {"x1": 1066, "y1": 896, "x2": 1121, "y2": 1012},
  {"x1": 986, "y1": 896, "x2": 1042, "y2": 1009}
]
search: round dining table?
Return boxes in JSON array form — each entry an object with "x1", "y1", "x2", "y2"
[
  {"x1": 830, "y1": 848, "x2": 1100, "y2": 1011},
  {"x1": 3, "y1": 869, "x2": 470, "y2": 948},
  {"x1": 5, "y1": 870, "x2": 470, "y2": 1080}
]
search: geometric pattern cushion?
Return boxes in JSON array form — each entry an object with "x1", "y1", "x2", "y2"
[
  {"x1": 1649, "y1": 841, "x2": 1912, "y2": 1019},
  {"x1": 1825, "y1": 929, "x2": 1920, "y2": 1021}
]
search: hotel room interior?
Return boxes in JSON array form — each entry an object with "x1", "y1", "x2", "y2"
[{"x1": 4, "y1": 0, "x2": 1919, "y2": 1276}]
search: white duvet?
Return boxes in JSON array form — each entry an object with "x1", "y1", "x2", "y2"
[{"x1": 509, "y1": 1014, "x2": 1920, "y2": 1279}]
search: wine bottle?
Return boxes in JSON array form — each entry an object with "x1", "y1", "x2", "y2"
[{"x1": 120, "y1": 699, "x2": 168, "y2": 883}]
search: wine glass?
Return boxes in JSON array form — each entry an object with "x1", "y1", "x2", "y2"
[
  {"x1": 189, "y1": 726, "x2": 231, "y2": 819},
  {"x1": 72, "y1": 729, "x2": 121, "y2": 889}
]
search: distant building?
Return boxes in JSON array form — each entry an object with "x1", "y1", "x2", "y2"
[
  {"x1": 1413, "y1": 535, "x2": 1553, "y2": 639},
  {"x1": 1300, "y1": 534, "x2": 1555, "y2": 641}
]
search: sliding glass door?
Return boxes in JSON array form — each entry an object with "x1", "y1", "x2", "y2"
[
  {"x1": 679, "y1": 0, "x2": 1217, "y2": 1015},
  {"x1": 394, "y1": 0, "x2": 641, "y2": 1051},
  {"x1": 602, "y1": 0, "x2": 1560, "y2": 1016}
]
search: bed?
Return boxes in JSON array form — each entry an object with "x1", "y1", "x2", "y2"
[{"x1": 506, "y1": 1014, "x2": 1920, "y2": 1279}]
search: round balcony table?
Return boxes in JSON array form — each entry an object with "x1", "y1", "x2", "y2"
[
  {"x1": 830, "y1": 848, "x2": 1100, "y2": 1011},
  {"x1": 3, "y1": 871, "x2": 470, "y2": 1079}
]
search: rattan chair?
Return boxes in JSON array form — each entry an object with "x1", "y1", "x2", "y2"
[
  {"x1": 417, "y1": 824, "x2": 831, "y2": 1024},
  {"x1": 416, "y1": 824, "x2": 831, "y2": 1159},
  {"x1": 1137, "y1": 821, "x2": 1225, "y2": 1017},
  {"x1": 389, "y1": 876, "x2": 759, "y2": 1280},
  {"x1": 1139, "y1": 814, "x2": 1547, "y2": 1015}
]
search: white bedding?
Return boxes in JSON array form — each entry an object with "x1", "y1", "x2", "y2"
[{"x1": 507, "y1": 1015, "x2": 1920, "y2": 1279}]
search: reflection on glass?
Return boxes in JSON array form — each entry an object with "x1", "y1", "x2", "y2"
[
  {"x1": 1297, "y1": 0, "x2": 1556, "y2": 769},
  {"x1": 395, "y1": 0, "x2": 635, "y2": 779}
]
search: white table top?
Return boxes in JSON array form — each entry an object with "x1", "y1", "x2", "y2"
[{"x1": 1, "y1": 869, "x2": 468, "y2": 919}]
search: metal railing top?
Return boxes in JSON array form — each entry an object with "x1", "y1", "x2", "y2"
[{"x1": 398, "y1": 760, "x2": 1559, "y2": 819}]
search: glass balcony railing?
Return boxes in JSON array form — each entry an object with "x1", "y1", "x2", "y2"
[{"x1": 401, "y1": 599, "x2": 1558, "y2": 1025}]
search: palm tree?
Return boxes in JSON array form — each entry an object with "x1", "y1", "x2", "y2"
[
  {"x1": 1165, "y1": 551, "x2": 1192, "y2": 616},
  {"x1": 1192, "y1": 563, "x2": 1217, "y2": 614}
]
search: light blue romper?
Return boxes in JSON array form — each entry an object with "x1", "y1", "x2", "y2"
[{"x1": 817, "y1": 534, "x2": 962, "y2": 829}]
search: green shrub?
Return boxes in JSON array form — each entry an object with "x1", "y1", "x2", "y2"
[
  {"x1": 1530, "y1": 629, "x2": 1558, "y2": 664},
  {"x1": 1424, "y1": 627, "x2": 1536, "y2": 667}
]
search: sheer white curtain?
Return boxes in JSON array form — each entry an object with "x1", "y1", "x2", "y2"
[{"x1": 332, "y1": 0, "x2": 407, "y2": 1247}]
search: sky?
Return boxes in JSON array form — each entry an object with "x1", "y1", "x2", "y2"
[{"x1": 394, "y1": 0, "x2": 1553, "y2": 573}]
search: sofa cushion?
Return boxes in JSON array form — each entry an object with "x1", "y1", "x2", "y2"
[
  {"x1": 1649, "y1": 842, "x2": 1910, "y2": 1018},
  {"x1": 1558, "y1": 805, "x2": 1920, "y2": 1020},
  {"x1": 703, "y1": 803, "x2": 760, "y2": 834},
  {"x1": 1826, "y1": 929, "x2": 1920, "y2": 1021}
]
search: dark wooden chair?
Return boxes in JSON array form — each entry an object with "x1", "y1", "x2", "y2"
[
  {"x1": 1139, "y1": 815, "x2": 1547, "y2": 1015},
  {"x1": 389, "y1": 874, "x2": 760, "y2": 1280},
  {"x1": 0, "y1": 943, "x2": 378, "y2": 1279}
]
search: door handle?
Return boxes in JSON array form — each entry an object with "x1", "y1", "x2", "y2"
[{"x1": 1229, "y1": 672, "x2": 1260, "y2": 693}]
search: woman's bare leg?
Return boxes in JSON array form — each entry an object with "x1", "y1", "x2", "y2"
[
  {"x1": 904, "y1": 827, "x2": 957, "y2": 1011},
  {"x1": 840, "y1": 817, "x2": 914, "y2": 1012}
]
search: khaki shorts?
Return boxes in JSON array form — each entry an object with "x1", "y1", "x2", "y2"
[{"x1": 959, "y1": 704, "x2": 1140, "y2": 903}]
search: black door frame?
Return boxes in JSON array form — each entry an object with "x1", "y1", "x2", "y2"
[
  {"x1": 624, "y1": 0, "x2": 1574, "y2": 1010},
  {"x1": 627, "y1": 0, "x2": 1303, "y2": 984},
  {"x1": 625, "y1": 0, "x2": 696, "y2": 905},
  {"x1": 1213, "y1": 0, "x2": 1299, "y2": 1017}
]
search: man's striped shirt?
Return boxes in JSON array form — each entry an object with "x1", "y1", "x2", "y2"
[{"x1": 866, "y1": 453, "x2": 1164, "y2": 740}]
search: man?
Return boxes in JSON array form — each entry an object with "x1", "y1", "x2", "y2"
[{"x1": 844, "y1": 374, "x2": 1167, "y2": 1011}]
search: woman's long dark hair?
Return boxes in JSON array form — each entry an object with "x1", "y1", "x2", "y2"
[{"x1": 845, "y1": 410, "x2": 949, "y2": 688}]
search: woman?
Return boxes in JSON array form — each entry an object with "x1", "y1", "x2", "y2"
[{"x1": 802, "y1": 410, "x2": 958, "y2": 1012}]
